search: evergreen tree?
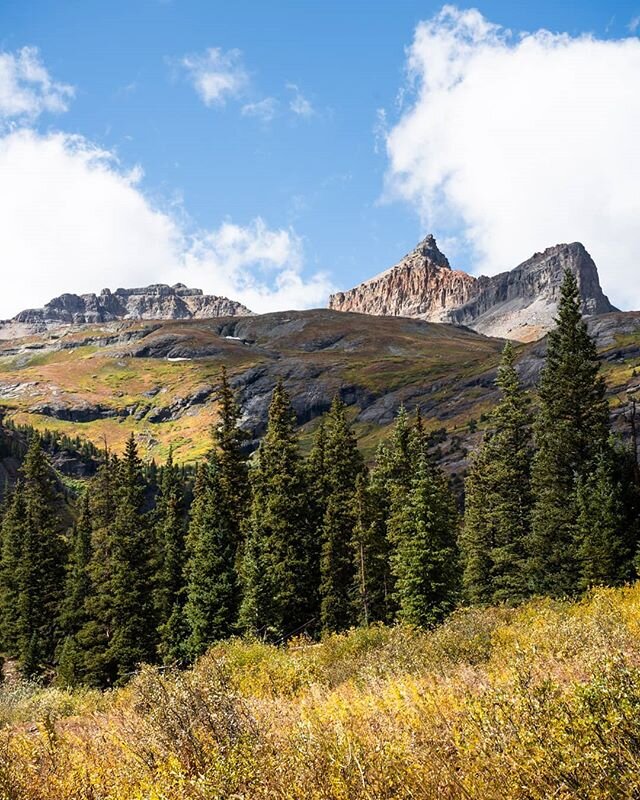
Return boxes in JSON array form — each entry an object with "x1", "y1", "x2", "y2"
[
  {"x1": 306, "y1": 420, "x2": 331, "y2": 533},
  {"x1": 57, "y1": 491, "x2": 92, "y2": 685},
  {"x1": 106, "y1": 435, "x2": 155, "y2": 683},
  {"x1": 461, "y1": 341, "x2": 532, "y2": 605},
  {"x1": 76, "y1": 445, "x2": 189, "y2": 682},
  {"x1": 575, "y1": 448, "x2": 630, "y2": 588},
  {"x1": 375, "y1": 406, "x2": 413, "y2": 488},
  {"x1": 184, "y1": 455, "x2": 238, "y2": 657},
  {"x1": 351, "y1": 472, "x2": 390, "y2": 626},
  {"x1": 17, "y1": 439, "x2": 67, "y2": 674},
  {"x1": 529, "y1": 270, "x2": 611, "y2": 596},
  {"x1": 303, "y1": 420, "x2": 330, "y2": 622},
  {"x1": 319, "y1": 397, "x2": 364, "y2": 633},
  {"x1": 180, "y1": 372, "x2": 249, "y2": 657},
  {"x1": 155, "y1": 449, "x2": 189, "y2": 663},
  {"x1": 239, "y1": 381, "x2": 315, "y2": 639},
  {"x1": 213, "y1": 366, "x2": 249, "y2": 533},
  {"x1": 357, "y1": 406, "x2": 415, "y2": 624},
  {"x1": 0, "y1": 487, "x2": 26, "y2": 655},
  {"x1": 77, "y1": 452, "x2": 120, "y2": 686},
  {"x1": 388, "y1": 450, "x2": 459, "y2": 628},
  {"x1": 213, "y1": 367, "x2": 249, "y2": 617}
]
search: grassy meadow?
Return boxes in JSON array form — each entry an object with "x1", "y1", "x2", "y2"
[{"x1": 2, "y1": 584, "x2": 640, "y2": 799}]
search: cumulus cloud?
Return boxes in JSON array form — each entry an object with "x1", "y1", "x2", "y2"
[
  {"x1": 0, "y1": 129, "x2": 334, "y2": 319},
  {"x1": 180, "y1": 47, "x2": 248, "y2": 106},
  {"x1": 384, "y1": 5, "x2": 640, "y2": 309},
  {"x1": 0, "y1": 46, "x2": 74, "y2": 121},
  {"x1": 177, "y1": 218, "x2": 332, "y2": 313}
]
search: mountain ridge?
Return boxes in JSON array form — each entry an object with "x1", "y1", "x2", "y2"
[
  {"x1": 0, "y1": 283, "x2": 253, "y2": 339},
  {"x1": 329, "y1": 236, "x2": 617, "y2": 341},
  {"x1": 0, "y1": 306, "x2": 638, "y2": 469}
]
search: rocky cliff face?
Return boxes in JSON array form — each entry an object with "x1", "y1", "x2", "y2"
[
  {"x1": 329, "y1": 236, "x2": 617, "y2": 341},
  {"x1": 6, "y1": 284, "x2": 252, "y2": 331}
]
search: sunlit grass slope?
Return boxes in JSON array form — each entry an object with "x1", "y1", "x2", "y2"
[
  {"x1": 2, "y1": 584, "x2": 640, "y2": 799},
  {"x1": 0, "y1": 312, "x2": 505, "y2": 462}
]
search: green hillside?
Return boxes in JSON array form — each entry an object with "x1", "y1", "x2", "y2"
[
  {"x1": 0, "y1": 310, "x2": 506, "y2": 463},
  {"x1": 2, "y1": 308, "x2": 640, "y2": 466}
]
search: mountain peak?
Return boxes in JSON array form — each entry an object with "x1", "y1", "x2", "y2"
[
  {"x1": 413, "y1": 234, "x2": 451, "y2": 269},
  {"x1": 329, "y1": 238, "x2": 616, "y2": 341}
]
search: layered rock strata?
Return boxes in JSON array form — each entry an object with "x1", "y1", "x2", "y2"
[
  {"x1": 329, "y1": 236, "x2": 616, "y2": 341},
  {"x1": 13, "y1": 284, "x2": 252, "y2": 325}
]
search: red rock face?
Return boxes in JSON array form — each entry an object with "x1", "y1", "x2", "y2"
[
  {"x1": 330, "y1": 262, "x2": 477, "y2": 321},
  {"x1": 329, "y1": 236, "x2": 616, "y2": 341}
]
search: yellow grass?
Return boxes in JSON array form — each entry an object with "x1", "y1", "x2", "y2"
[{"x1": 3, "y1": 585, "x2": 640, "y2": 798}]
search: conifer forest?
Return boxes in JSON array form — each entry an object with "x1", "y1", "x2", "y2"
[{"x1": 2, "y1": 271, "x2": 638, "y2": 690}]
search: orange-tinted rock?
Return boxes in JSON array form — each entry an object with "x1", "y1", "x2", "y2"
[{"x1": 329, "y1": 236, "x2": 616, "y2": 341}]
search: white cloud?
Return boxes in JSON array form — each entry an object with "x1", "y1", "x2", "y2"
[
  {"x1": 384, "y1": 5, "x2": 640, "y2": 310},
  {"x1": 0, "y1": 129, "x2": 334, "y2": 319},
  {"x1": 180, "y1": 47, "x2": 248, "y2": 106},
  {"x1": 0, "y1": 46, "x2": 74, "y2": 121},
  {"x1": 287, "y1": 83, "x2": 315, "y2": 118},
  {"x1": 241, "y1": 97, "x2": 278, "y2": 122},
  {"x1": 178, "y1": 52, "x2": 317, "y2": 124},
  {"x1": 178, "y1": 219, "x2": 332, "y2": 313},
  {"x1": 630, "y1": 15, "x2": 640, "y2": 33}
]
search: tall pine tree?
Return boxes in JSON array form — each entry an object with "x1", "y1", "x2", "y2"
[
  {"x1": 213, "y1": 366, "x2": 249, "y2": 534},
  {"x1": 106, "y1": 435, "x2": 155, "y2": 683},
  {"x1": 575, "y1": 449, "x2": 630, "y2": 588},
  {"x1": 13, "y1": 438, "x2": 67, "y2": 675},
  {"x1": 351, "y1": 471, "x2": 388, "y2": 626},
  {"x1": 155, "y1": 449, "x2": 189, "y2": 663},
  {"x1": 239, "y1": 381, "x2": 315, "y2": 640},
  {"x1": 77, "y1": 452, "x2": 119, "y2": 686},
  {"x1": 461, "y1": 341, "x2": 532, "y2": 605},
  {"x1": 57, "y1": 491, "x2": 92, "y2": 685},
  {"x1": 528, "y1": 270, "x2": 611, "y2": 596},
  {"x1": 388, "y1": 447, "x2": 459, "y2": 628},
  {"x1": 184, "y1": 455, "x2": 238, "y2": 657},
  {"x1": 319, "y1": 397, "x2": 364, "y2": 633},
  {"x1": 355, "y1": 406, "x2": 415, "y2": 624},
  {"x1": 0, "y1": 487, "x2": 26, "y2": 656},
  {"x1": 306, "y1": 420, "x2": 330, "y2": 535}
]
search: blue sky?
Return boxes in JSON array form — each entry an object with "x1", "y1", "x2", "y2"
[{"x1": 1, "y1": 1, "x2": 639, "y2": 317}]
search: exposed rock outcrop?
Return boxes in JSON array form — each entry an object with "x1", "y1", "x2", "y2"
[
  {"x1": 2, "y1": 284, "x2": 252, "y2": 336},
  {"x1": 329, "y1": 236, "x2": 617, "y2": 341}
]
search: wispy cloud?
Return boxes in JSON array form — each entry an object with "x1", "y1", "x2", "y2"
[
  {"x1": 630, "y1": 15, "x2": 640, "y2": 33},
  {"x1": 241, "y1": 97, "x2": 278, "y2": 122},
  {"x1": 180, "y1": 47, "x2": 248, "y2": 106},
  {"x1": 177, "y1": 48, "x2": 318, "y2": 125},
  {"x1": 373, "y1": 108, "x2": 388, "y2": 154},
  {"x1": 0, "y1": 46, "x2": 74, "y2": 121},
  {"x1": 286, "y1": 83, "x2": 315, "y2": 118}
]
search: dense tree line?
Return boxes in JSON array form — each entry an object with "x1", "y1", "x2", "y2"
[
  {"x1": 1, "y1": 271, "x2": 639, "y2": 686},
  {"x1": 461, "y1": 271, "x2": 640, "y2": 602},
  {"x1": 1, "y1": 417, "x2": 103, "y2": 463}
]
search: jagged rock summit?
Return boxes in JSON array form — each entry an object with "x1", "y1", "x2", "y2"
[
  {"x1": 5, "y1": 283, "x2": 253, "y2": 334},
  {"x1": 329, "y1": 236, "x2": 617, "y2": 341}
]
